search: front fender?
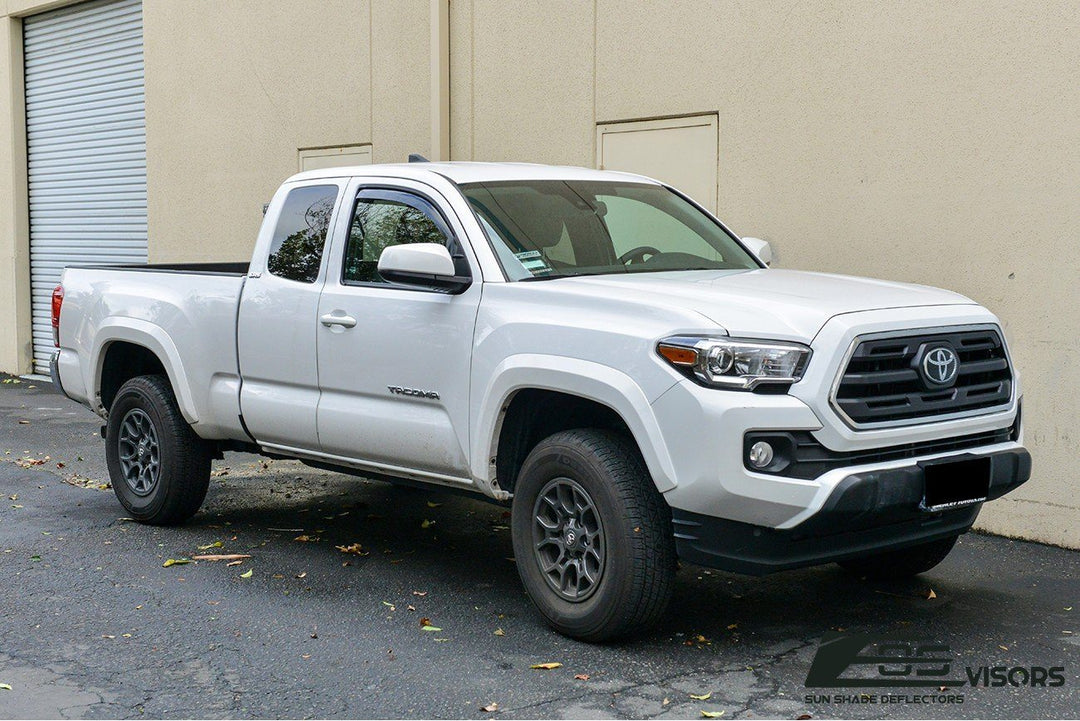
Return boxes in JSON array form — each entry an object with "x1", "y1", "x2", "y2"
[
  {"x1": 89, "y1": 318, "x2": 199, "y2": 424},
  {"x1": 473, "y1": 354, "x2": 680, "y2": 493}
]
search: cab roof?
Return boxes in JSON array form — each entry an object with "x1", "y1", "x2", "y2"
[{"x1": 285, "y1": 161, "x2": 661, "y2": 186}]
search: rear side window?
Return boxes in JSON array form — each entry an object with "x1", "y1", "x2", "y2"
[{"x1": 267, "y1": 185, "x2": 338, "y2": 283}]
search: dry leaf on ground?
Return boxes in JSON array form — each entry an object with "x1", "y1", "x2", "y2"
[{"x1": 336, "y1": 543, "x2": 368, "y2": 556}]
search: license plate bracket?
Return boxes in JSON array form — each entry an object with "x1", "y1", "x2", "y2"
[{"x1": 919, "y1": 455, "x2": 991, "y2": 512}]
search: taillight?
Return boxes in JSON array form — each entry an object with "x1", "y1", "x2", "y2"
[{"x1": 51, "y1": 285, "x2": 63, "y2": 347}]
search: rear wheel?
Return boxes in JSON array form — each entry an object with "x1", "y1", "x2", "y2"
[
  {"x1": 511, "y1": 429, "x2": 676, "y2": 642},
  {"x1": 106, "y1": 375, "x2": 211, "y2": 525},
  {"x1": 838, "y1": 535, "x2": 959, "y2": 579}
]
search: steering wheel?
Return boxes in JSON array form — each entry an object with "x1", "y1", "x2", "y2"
[{"x1": 618, "y1": 245, "x2": 662, "y2": 265}]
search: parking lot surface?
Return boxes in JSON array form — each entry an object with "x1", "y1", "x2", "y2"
[{"x1": 1, "y1": 377, "x2": 1077, "y2": 719}]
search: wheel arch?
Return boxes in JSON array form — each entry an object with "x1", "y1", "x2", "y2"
[
  {"x1": 475, "y1": 355, "x2": 679, "y2": 496},
  {"x1": 90, "y1": 319, "x2": 198, "y2": 424}
]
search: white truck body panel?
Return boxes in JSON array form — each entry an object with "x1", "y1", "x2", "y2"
[{"x1": 53, "y1": 162, "x2": 1025, "y2": 537}]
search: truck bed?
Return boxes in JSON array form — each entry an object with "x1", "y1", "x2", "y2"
[
  {"x1": 56, "y1": 262, "x2": 249, "y2": 440},
  {"x1": 73, "y1": 261, "x2": 250, "y2": 276}
]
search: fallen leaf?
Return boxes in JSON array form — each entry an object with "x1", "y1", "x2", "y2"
[
  {"x1": 336, "y1": 543, "x2": 369, "y2": 556},
  {"x1": 294, "y1": 534, "x2": 319, "y2": 542},
  {"x1": 427, "y1": 501, "x2": 443, "y2": 508},
  {"x1": 296, "y1": 572, "x2": 307, "y2": 579},
  {"x1": 412, "y1": 590, "x2": 428, "y2": 597},
  {"x1": 701, "y1": 712, "x2": 724, "y2": 719},
  {"x1": 690, "y1": 692, "x2": 712, "y2": 701},
  {"x1": 197, "y1": 541, "x2": 224, "y2": 550},
  {"x1": 494, "y1": 628, "x2": 505, "y2": 636},
  {"x1": 421, "y1": 519, "x2": 435, "y2": 529},
  {"x1": 480, "y1": 702, "x2": 499, "y2": 712},
  {"x1": 1065, "y1": 607, "x2": 1073, "y2": 611},
  {"x1": 0, "y1": 683, "x2": 10, "y2": 691},
  {"x1": 192, "y1": 554, "x2": 250, "y2": 562},
  {"x1": 17, "y1": 420, "x2": 29, "y2": 425},
  {"x1": 999, "y1": 644, "x2": 1009, "y2": 651},
  {"x1": 927, "y1": 589, "x2": 937, "y2": 599},
  {"x1": 574, "y1": 673, "x2": 590, "y2": 681},
  {"x1": 226, "y1": 560, "x2": 243, "y2": 567},
  {"x1": 796, "y1": 715, "x2": 812, "y2": 720},
  {"x1": 382, "y1": 601, "x2": 396, "y2": 611},
  {"x1": 530, "y1": 662, "x2": 562, "y2": 670},
  {"x1": 662, "y1": 698, "x2": 670, "y2": 706},
  {"x1": 162, "y1": 558, "x2": 192, "y2": 567},
  {"x1": 726, "y1": 624, "x2": 738, "y2": 630},
  {"x1": 239, "y1": 569, "x2": 253, "y2": 579},
  {"x1": 420, "y1": 625, "x2": 442, "y2": 632}
]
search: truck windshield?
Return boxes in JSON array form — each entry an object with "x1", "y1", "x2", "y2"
[{"x1": 460, "y1": 180, "x2": 760, "y2": 280}]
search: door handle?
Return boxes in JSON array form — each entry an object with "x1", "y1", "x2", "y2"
[{"x1": 320, "y1": 313, "x2": 357, "y2": 328}]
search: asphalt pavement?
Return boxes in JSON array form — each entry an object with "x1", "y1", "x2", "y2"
[{"x1": 0, "y1": 375, "x2": 1077, "y2": 719}]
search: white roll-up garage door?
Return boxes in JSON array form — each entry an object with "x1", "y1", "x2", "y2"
[{"x1": 24, "y1": 0, "x2": 146, "y2": 374}]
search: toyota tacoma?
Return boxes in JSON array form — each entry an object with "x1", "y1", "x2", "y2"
[{"x1": 50, "y1": 161, "x2": 1030, "y2": 641}]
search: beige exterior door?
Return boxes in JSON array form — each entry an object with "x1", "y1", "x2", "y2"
[
  {"x1": 596, "y1": 114, "x2": 719, "y2": 213},
  {"x1": 299, "y1": 145, "x2": 372, "y2": 171}
]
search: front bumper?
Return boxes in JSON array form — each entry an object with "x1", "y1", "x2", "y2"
[{"x1": 671, "y1": 447, "x2": 1031, "y2": 575}]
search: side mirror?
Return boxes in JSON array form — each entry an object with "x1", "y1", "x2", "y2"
[
  {"x1": 742, "y1": 237, "x2": 774, "y2": 267},
  {"x1": 377, "y1": 243, "x2": 471, "y2": 293}
]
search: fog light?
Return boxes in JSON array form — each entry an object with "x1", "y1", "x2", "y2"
[{"x1": 748, "y1": 441, "x2": 774, "y2": 468}]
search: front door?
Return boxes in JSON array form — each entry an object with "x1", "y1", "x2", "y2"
[{"x1": 315, "y1": 183, "x2": 481, "y2": 482}]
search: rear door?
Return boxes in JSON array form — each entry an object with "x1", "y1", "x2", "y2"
[
  {"x1": 315, "y1": 180, "x2": 481, "y2": 482},
  {"x1": 237, "y1": 180, "x2": 345, "y2": 449}
]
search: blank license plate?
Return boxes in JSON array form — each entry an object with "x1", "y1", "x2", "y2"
[{"x1": 921, "y1": 456, "x2": 991, "y2": 512}]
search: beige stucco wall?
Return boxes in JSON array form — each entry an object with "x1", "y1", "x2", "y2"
[
  {"x1": 143, "y1": 0, "x2": 429, "y2": 263},
  {"x1": 449, "y1": 0, "x2": 1080, "y2": 547},
  {"x1": 0, "y1": 13, "x2": 31, "y2": 375},
  {"x1": 0, "y1": 0, "x2": 1076, "y2": 546}
]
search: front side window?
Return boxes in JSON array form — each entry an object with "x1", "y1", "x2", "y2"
[
  {"x1": 343, "y1": 191, "x2": 456, "y2": 284},
  {"x1": 266, "y1": 184, "x2": 338, "y2": 283},
  {"x1": 461, "y1": 180, "x2": 759, "y2": 280}
]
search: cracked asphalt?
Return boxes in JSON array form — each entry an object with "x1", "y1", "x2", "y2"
[{"x1": 0, "y1": 375, "x2": 1077, "y2": 719}]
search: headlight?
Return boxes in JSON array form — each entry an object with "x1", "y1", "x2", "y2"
[{"x1": 657, "y1": 336, "x2": 811, "y2": 390}]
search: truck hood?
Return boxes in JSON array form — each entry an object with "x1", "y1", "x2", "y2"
[{"x1": 553, "y1": 269, "x2": 975, "y2": 341}]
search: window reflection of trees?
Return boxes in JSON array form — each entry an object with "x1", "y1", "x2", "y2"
[
  {"x1": 345, "y1": 200, "x2": 447, "y2": 283},
  {"x1": 267, "y1": 193, "x2": 336, "y2": 283}
]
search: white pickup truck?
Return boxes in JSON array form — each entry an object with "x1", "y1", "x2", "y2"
[{"x1": 51, "y1": 161, "x2": 1030, "y2": 641}]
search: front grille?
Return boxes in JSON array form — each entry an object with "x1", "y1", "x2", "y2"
[{"x1": 833, "y1": 328, "x2": 1012, "y2": 425}]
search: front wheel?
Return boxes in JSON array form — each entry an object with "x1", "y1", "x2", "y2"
[
  {"x1": 837, "y1": 535, "x2": 959, "y2": 579},
  {"x1": 105, "y1": 374, "x2": 211, "y2": 525},
  {"x1": 511, "y1": 429, "x2": 676, "y2": 642}
]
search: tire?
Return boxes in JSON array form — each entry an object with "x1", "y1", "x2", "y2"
[
  {"x1": 105, "y1": 374, "x2": 211, "y2": 525},
  {"x1": 511, "y1": 429, "x2": 676, "y2": 642},
  {"x1": 837, "y1": 535, "x2": 959, "y2": 579}
]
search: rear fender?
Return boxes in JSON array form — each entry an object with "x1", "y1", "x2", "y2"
[{"x1": 90, "y1": 318, "x2": 198, "y2": 424}]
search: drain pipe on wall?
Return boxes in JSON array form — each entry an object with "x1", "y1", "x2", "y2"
[{"x1": 430, "y1": 0, "x2": 450, "y2": 161}]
